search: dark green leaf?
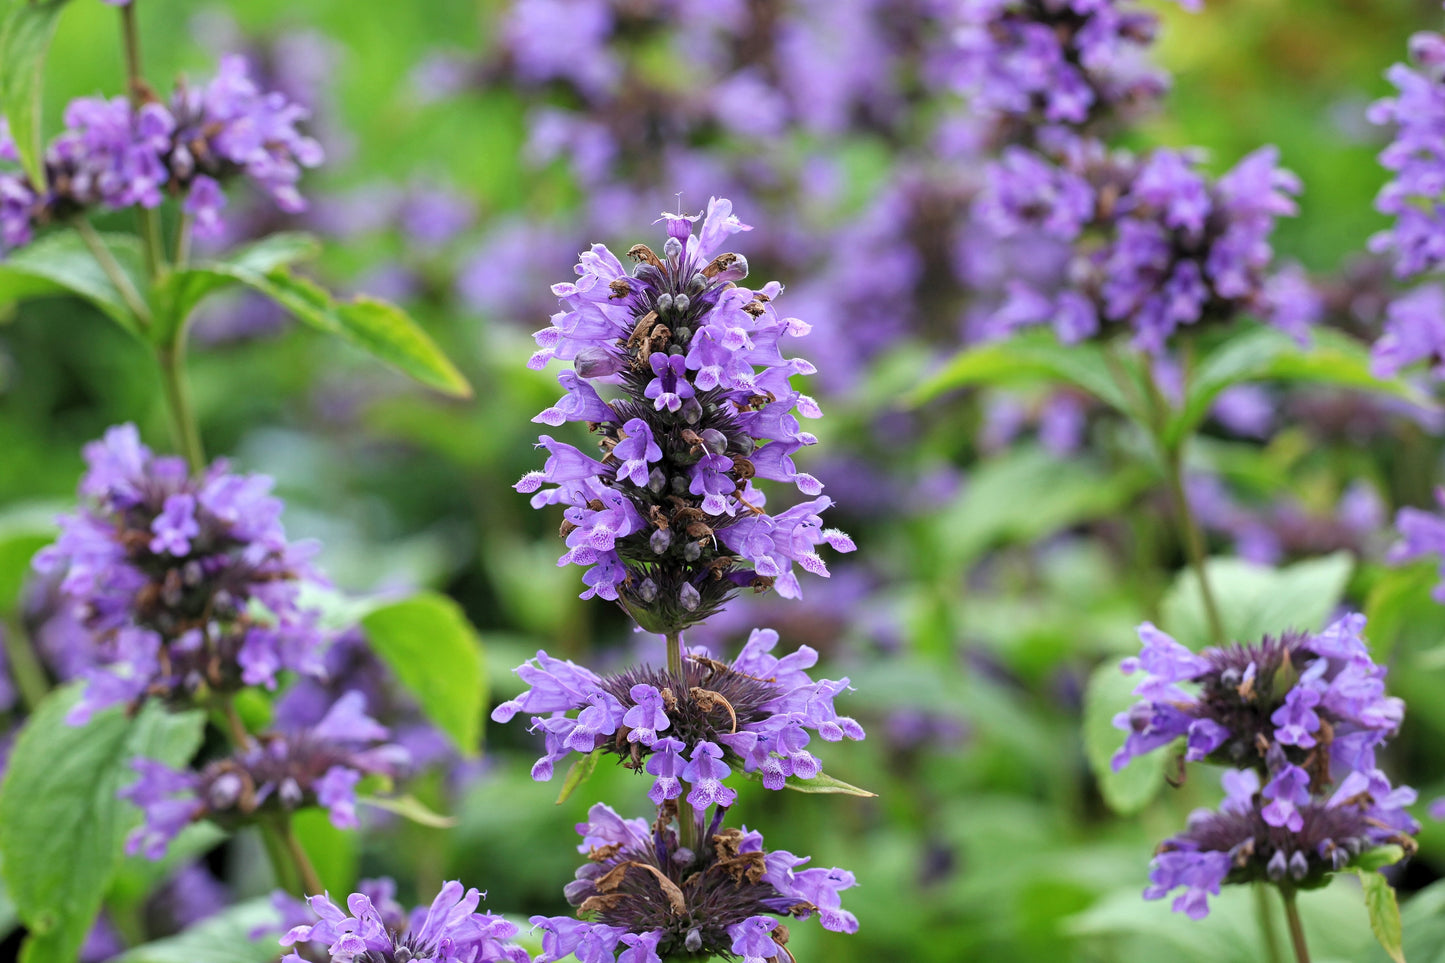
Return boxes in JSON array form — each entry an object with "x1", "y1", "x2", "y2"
[
  {"x1": 360, "y1": 591, "x2": 486, "y2": 754},
  {"x1": 555, "y1": 748, "x2": 603, "y2": 805},
  {"x1": 111, "y1": 898, "x2": 284, "y2": 963},
  {"x1": 1082, "y1": 659, "x2": 1167, "y2": 814},
  {"x1": 909, "y1": 330, "x2": 1143, "y2": 419},
  {"x1": 736, "y1": 765, "x2": 877, "y2": 796},
  {"x1": 1341, "y1": 869, "x2": 1406, "y2": 963},
  {"x1": 0, "y1": 230, "x2": 146, "y2": 334},
  {"x1": 0, "y1": 0, "x2": 69, "y2": 186},
  {"x1": 358, "y1": 793, "x2": 457, "y2": 828},
  {"x1": 0, "y1": 687, "x2": 204, "y2": 963}
]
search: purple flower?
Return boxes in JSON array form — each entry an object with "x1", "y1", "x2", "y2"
[
  {"x1": 281, "y1": 879, "x2": 526, "y2": 963},
  {"x1": 493, "y1": 627, "x2": 863, "y2": 798},
  {"x1": 35, "y1": 425, "x2": 327, "y2": 724},
  {"x1": 539, "y1": 802, "x2": 855, "y2": 961},
  {"x1": 1390, "y1": 488, "x2": 1445, "y2": 602}
]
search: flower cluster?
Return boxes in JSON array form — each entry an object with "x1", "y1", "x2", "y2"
[
  {"x1": 34, "y1": 424, "x2": 327, "y2": 725},
  {"x1": 530, "y1": 803, "x2": 856, "y2": 963},
  {"x1": 492, "y1": 628, "x2": 863, "y2": 798},
  {"x1": 942, "y1": 0, "x2": 1198, "y2": 141},
  {"x1": 0, "y1": 54, "x2": 321, "y2": 254},
  {"x1": 122, "y1": 691, "x2": 409, "y2": 859},
  {"x1": 1113, "y1": 614, "x2": 1417, "y2": 917},
  {"x1": 281, "y1": 878, "x2": 527, "y2": 963},
  {"x1": 519, "y1": 197, "x2": 854, "y2": 629},
  {"x1": 976, "y1": 141, "x2": 1316, "y2": 352}
]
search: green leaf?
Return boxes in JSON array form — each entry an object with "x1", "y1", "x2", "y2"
[
  {"x1": 0, "y1": 0, "x2": 69, "y2": 187},
  {"x1": 0, "y1": 501, "x2": 58, "y2": 616},
  {"x1": 111, "y1": 898, "x2": 284, "y2": 963},
  {"x1": 360, "y1": 591, "x2": 486, "y2": 754},
  {"x1": 736, "y1": 765, "x2": 877, "y2": 796},
  {"x1": 1160, "y1": 552, "x2": 1354, "y2": 650},
  {"x1": 358, "y1": 793, "x2": 457, "y2": 828},
  {"x1": 171, "y1": 258, "x2": 470, "y2": 395},
  {"x1": 0, "y1": 230, "x2": 146, "y2": 335},
  {"x1": 1082, "y1": 658, "x2": 1167, "y2": 814},
  {"x1": 1170, "y1": 327, "x2": 1435, "y2": 446},
  {"x1": 155, "y1": 233, "x2": 321, "y2": 342},
  {"x1": 555, "y1": 748, "x2": 603, "y2": 805},
  {"x1": 1341, "y1": 870, "x2": 1406, "y2": 963},
  {"x1": 0, "y1": 687, "x2": 204, "y2": 963},
  {"x1": 910, "y1": 330, "x2": 1143, "y2": 419},
  {"x1": 291, "y1": 808, "x2": 358, "y2": 896},
  {"x1": 1351, "y1": 846, "x2": 1407, "y2": 874}
]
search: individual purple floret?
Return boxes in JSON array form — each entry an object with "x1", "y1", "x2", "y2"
[
  {"x1": 976, "y1": 139, "x2": 1315, "y2": 352},
  {"x1": 519, "y1": 198, "x2": 853, "y2": 631},
  {"x1": 1370, "y1": 284, "x2": 1445, "y2": 378},
  {"x1": 120, "y1": 691, "x2": 407, "y2": 859},
  {"x1": 1112, "y1": 614, "x2": 1404, "y2": 776},
  {"x1": 1144, "y1": 768, "x2": 1417, "y2": 919},
  {"x1": 0, "y1": 55, "x2": 321, "y2": 253},
  {"x1": 492, "y1": 627, "x2": 863, "y2": 795},
  {"x1": 33, "y1": 424, "x2": 327, "y2": 724},
  {"x1": 1389, "y1": 487, "x2": 1445, "y2": 600},
  {"x1": 532, "y1": 802, "x2": 856, "y2": 962},
  {"x1": 281, "y1": 878, "x2": 527, "y2": 963}
]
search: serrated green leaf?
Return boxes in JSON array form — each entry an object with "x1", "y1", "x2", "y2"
[
  {"x1": 111, "y1": 897, "x2": 284, "y2": 963},
  {"x1": 358, "y1": 793, "x2": 457, "y2": 828},
  {"x1": 0, "y1": 687, "x2": 204, "y2": 963},
  {"x1": 1082, "y1": 658, "x2": 1168, "y2": 814},
  {"x1": 0, "y1": 230, "x2": 146, "y2": 334},
  {"x1": 1160, "y1": 552, "x2": 1354, "y2": 650},
  {"x1": 360, "y1": 592, "x2": 485, "y2": 754},
  {"x1": 0, "y1": 0, "x2": 69, "y2": 187},
  {"x1": 1170, "y1": 327, "x2": 1435, "y2": 447},
  {"x1": 555, "y1": 748, "x2": 602, "y2": 804},
  {"x1": 1342, "y1": 870, "x2": 1406, "y2": 963},
  {"x1": 737, "y1": 765, "x2": 877, "y2": 796},
  {"x1": 910, "y1": 330, "x2": 1141, "y2": 419}
]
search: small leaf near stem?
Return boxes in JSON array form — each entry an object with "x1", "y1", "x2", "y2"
[{"x1": 1281, "y1": 889, "x2": 1312, "y2": 963}]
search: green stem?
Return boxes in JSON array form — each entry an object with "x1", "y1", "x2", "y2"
[
  {"x1": 1, "y1": 617, "x2": 50, "y2": 712},
  {"x1": 666, "y1": 632, "x2": 698, "y2": 855},
  {"x1": 1143, "y1": 361, "x2": 1226, "y2": 645},
  {"x1": 173, "y1": 213, "x2": 192, "y2": 269},
  {"x1": 1256, "y1": 883, "x2": 1285, "y2": 963},
  {"x1": 76, "y1": 219, "x2": 153, "y2": 327},
  {"x1": 1281, "y1": 889, "x2": 1312, "y2": 963},
  {"x1": 156, "y1": 341, "x2": 205, "y2": 473},
  {"x1": 278, "y1": 816, "x2": 325, "y2": 896},
  {"x1": 118, "y1": 2, "x2": 164, "y2": 281}
]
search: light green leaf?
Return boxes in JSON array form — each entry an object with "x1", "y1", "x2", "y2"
[
  {"x1": 0, "y1": 0, "x2": 69, "y2": 186},
  {"x1": 0, "y1": 687, "x2": 204, "y2": 963},
  {"x1": 358, "y1": 793, "x2": 457, "y2": 828},
  {"x1": 360, "y1": 591, "x2": 485, "y2": 754},
  {"x1": 1160, "y1": 552, "x2": 1354, "y2": 650},
  {"x1": 1170, "y1": 327, "x2": 1434, "y2": 446},
  {"x1": 1341, "y1": 870, "x2": 1406, "y2": 963},
  {"x1": 291, "y1": 808, "x2": 358, "y2": 896},
  {"x1": 1351, "y1": 846, "x2": 1407, "y2": 874},
  {"x1": 736, "y1": 765, "x2": 877, "y2": 797},
  {"x1": 112, "y1": 897, "x2": 284, "y2": 963},
  {"x1": 555, "y1": 748, "x2": 603, "y2": 805},
  {"x1": 0, "y1": 230, "x2": 146, "y2": 334},
  {"x1": 910, "y1": 330, "x2": 1141, "y2": 418},
  {"x1": 155, "y1": 233, "x2": 321, "y2": 342},
  {"x1": 1082, "y1": 659, "x2": 1167, "y2": 814}
]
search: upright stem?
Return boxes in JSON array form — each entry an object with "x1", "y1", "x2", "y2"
[
  {"x1": 118, "y1": 2, "x2": 164, "y2": 281},
  {"x1": 1, "y1": 617, "x2": 50, "y2": 712},
  {"x1": 665, "y1": 631, "x2": 698, "y2": 854},
  {"x1": 156, "y1": 341, "x2": 205, "y2": 474},
  {"x1": 1281, "y1": 890, "x2": 1312, "y2": 963},
  {"x1": 278, "y1": 816, "x2": 326, "y2": 896},
  {"x1": 1256, "y1": 883, "x2": 1285, "y2": 963},
  {"x1": 1143, "y1": 361, "x2": 1226, "y2": 645},
  {"x1": 173, "y1": 214, "x2": 193, "y2": 269}
]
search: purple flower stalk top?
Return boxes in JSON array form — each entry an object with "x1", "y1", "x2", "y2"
[
  {"x1": 0, "y1": 55, "x2": 321, "y2": 253},
  {"x1": 1145, "y1": 767, "x2": 1417, "y2": 919},
  {"x1": 531, "y1": 802, "x2": 857, "y2": 963},
  {"x1": 121, "y1": 691, "x2": 409, "y2": 859},
  {"x1": 34, "y1": 425, "x2": 326, "y2": 724},
  {"x1": 493, "y1": 628, "x2": 864, "y2": 795},
  {"x1": 520, "y1": 198, "x2": 854, "y2": 632},
  {"x1": 281, "y1": 878, "x2": 527, "y2": 963},
  {"x1": 1115, "y1": 614, "x2": 1417, "y2": 917},
  {"x1": 943, "y1": 0, "x2": 1199, "y2": 140},
  {"x1": 977, "y1": 140, "x2": 1316, "y2": 352}
]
